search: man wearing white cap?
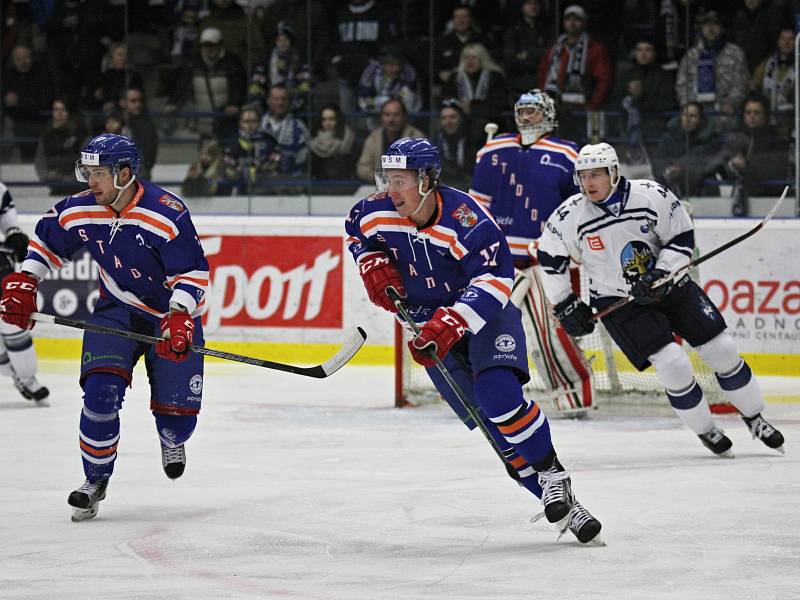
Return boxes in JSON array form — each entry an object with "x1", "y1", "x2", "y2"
[
  {"x1": 164, "y1": 26, "x2": 247, "y2": 138},
  {"x1": 537, "y1": 4, "x2": 612, "y2": 140}
]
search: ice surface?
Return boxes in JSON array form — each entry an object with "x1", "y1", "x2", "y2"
[{"x1": 0, "y1": 362, "x2": 798, "y2": 600}]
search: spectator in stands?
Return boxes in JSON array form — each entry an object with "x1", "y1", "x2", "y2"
[
  {"x1": 164, "y1": 27, "x2": 247, "y2": 139},
  {"x1": 34, "y1": 98, "x2": 87, "y2": 196},
  {"x1": 182, "y1": 136, "x2": 224, "y2": 197},
  {"x1": 708, "y1": 95, "x2": 790, "y2": 215},
  {"x1": 435, "y1": 98, "x2": 475, "y2": 189},
  {"x1": 435, "y1": 6, "x2": 487, "y2": 88},
  {"x1": 675, "y1": 11, "x2": 748, "y2": 132},
  {"x1": 258, "y1": 0, "x2": 330, "y2": 79},
  {"x1": 170, "y1": 4, "x2": 200, "y2": 69},
  {"x1": 2, "y1": 44, "x2": 54, "y2": 161},
  {"x1": 330, "y1": 0, "x2": 397, "y2": 116},
  {"x1": 200, "y1": 0, "x2": 265, "y2": 72},
  {"x1": 443, "y1": 43, "x2": 508, "y2": 145},
  {"x1": 219, "y1": 105, "x2": 280, "y2": 195},
  {"x1": 503, "y1": 0, "x2": 554, "y2": 97},
  {"x1": 87, "y1": 43, "x2": 144, "y2": 119},
  {"x1": 538, "y1": 4, "x2": 612, "y2": 141},
  {"x1": 104, "y1": 110, "x2": 125, "y2": 135},
  {"x1": 259, "y1": 85, "x2": 309, "y2": 177},
  {"x1": 309, "y1": 104, "x2": 356, "y2": 181},
  {"x1": 247, "y1": 22, "x2": 313, "y2": 113},
  {"x1": 752, "y1": 27, "x2": 795, "y2": 137},
  {"x1": 651, "y1": 101, "x2": 723, "y2": 198},
  {"x1": 356, "y1": 98, "x2": 425, "y2": 182},
  {"x1": 730, "y1": 0, "x2": 788, "y2": 72},
  {"x1": 652, "y1": 0, "x2": 702, "y2": 71},
  {"x1": 120, "y1": 87, "x2": 159, "y2": 180},
  {"x1": 615, "y1": 37, "x2": 678, "y2": 139},
  {"x1": 358, "y1": 48, "x2": 421, "y2": 115}
]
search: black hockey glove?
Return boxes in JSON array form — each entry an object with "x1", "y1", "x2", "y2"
[
  {"x1": 630, "y1": 269, "x2": 673, "y2": 305},
  {"x1": 4, "y1": 228, "x2": 29, "y2": 262},
  {"x1": 553, "y1": 293, "x2": 595, "y2": 337}
]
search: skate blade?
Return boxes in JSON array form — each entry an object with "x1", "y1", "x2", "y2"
[
  {"x1": 774, "y1": 445, "x2": 785, "y2": 455},
  {"x1": 716, "y1": 449, "x2": 735, "y2": 459},
  {"x1": 33, "y1": 398, "x2": 50, "y2": 407},
  {"x1": 71, "y1": 504, "x2": 99, "y2": 522}
]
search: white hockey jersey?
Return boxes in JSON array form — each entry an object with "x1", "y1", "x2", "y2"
[{"x1": 537, "y1": 178, "x2": 695, "y2": 305}]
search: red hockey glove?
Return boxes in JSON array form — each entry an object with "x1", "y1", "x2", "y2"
[
  {"x1": 358, "y1": 252, "x2": 406, "y2": 313},
  {"x1": 408, "y1": 307, "x2": 469, "y2": 367},
  {"x1": 156, "y1": 310, "x2": 195, "y2": 363},
  {"x1": 0, "y1": 272, "x2": 38, "y2": 330}
]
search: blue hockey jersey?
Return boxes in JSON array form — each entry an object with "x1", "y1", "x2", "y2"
[
  {"x1": 22, "y1": 181, "x2": 209, "y2": 320},
  {"x1": 345, "y1": 185, "x2": 513, "y2": 332},
  {"x1": 469, "y1": 133, "x2": 579, "y2": 261}
]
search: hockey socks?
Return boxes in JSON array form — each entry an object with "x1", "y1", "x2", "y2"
[
  {"x1": 80, "y1": 373, "x2": 127, "y2": 480},
  {"x1": 476, "y1": 367, "x2": 553, "y2": 468}
]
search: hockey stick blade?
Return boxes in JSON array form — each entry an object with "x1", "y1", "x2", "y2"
[
  {"x1": 591, "y1": 186, "x2": 788, "y2": 322},
  {"x1": 29, "y1": 312, "x2": 367, "y2": 378}
]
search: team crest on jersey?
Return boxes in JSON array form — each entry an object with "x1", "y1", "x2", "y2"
[
  {"x1": 159, "y1": 194, "x2": 185, "y2": 212},
  {"x1": 495, "y1": 334, "x2": 516, "y2": 353},
  {"x1": 620, "y1": 241, "x2": 655, "y2": 285},
  {"x1": 451, "y1": 203, "x2": 478, "y2": 227}
]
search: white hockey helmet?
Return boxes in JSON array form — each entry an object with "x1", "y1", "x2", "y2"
[
  {"x1": 573, "y1": 142, "x2": 621, "y2": 194},
  {"x1": 514, "y1": 89, "x2": 557, "y2": 144}
]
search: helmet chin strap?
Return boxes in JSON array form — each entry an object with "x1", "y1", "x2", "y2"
[
  {"x1": 409, "y1": 176, "x2": 433, "y2": 217},
  {"x1": 110, "y1": 171, "x2": 137, "y2": 210}
]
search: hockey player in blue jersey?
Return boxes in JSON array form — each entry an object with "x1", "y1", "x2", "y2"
[
  {"x1": 470, "y1": 89, "x2": 593, "y2": 415},
  {"x1": 0, "y1": 181, "x2": 49, "y2": 403},
  {"x1": 538, "y1": 142, "x2": 785, "y2": 457},
  {"x1": 0, "y1": 134, "x2": 210, "y2": 521},
  {"x1": 345, "y1": 137, "x2": 601, "y2": 543}
]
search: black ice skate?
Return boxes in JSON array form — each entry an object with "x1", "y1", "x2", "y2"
[
  {"x1": 161, "y1": 444, "x2": 186, "y2": 479},
  {"x1": 742, "y1": 413, "x2": 785, "y2": 454},
  {"x1": 14, "y1": 375, "x2": 49, "y2": 405},
  {"x1": 68, "y1": 478, "x2": 108, "y2": 522},
  {"x1": 538, "y1": 458, "x2": 574, "y2": 523},
  {"x1": 698, "y1": 427, "x2": 734, "y2": 458},
  {"x1": 562, "y1": 500, "x2": 603, "y2": 544}
]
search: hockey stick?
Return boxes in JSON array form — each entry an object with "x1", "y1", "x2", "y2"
[
  {"x1": 591, "y1": 186, "x2": 788, "y2": 322},
  {"x1": 386, "y1": 287, "x2": 519, "y2": 480},
  {"x1": 29, "y1": 312, "x2": 367, "y2": 378}
]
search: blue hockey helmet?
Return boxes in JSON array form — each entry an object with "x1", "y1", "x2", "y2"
[
  {"x1": 75, "y1": 134, "x2": 141, "y2": 183},
  {"x1": 376, "y1": 137, "x2": 441, "y2": 192}
]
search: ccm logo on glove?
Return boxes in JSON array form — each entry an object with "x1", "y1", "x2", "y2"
[{"x1": 358, "y1": 252, "x2": 406, "y2": 313}]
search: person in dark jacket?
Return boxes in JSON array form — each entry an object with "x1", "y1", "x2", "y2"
[
  {"x1": 35, "y1": 98, "x2": 87, "y2": 196},
  {"x1": 503, "y1": 0, "x2": 554, "y2": 97},
  {"x1": 434, "y1": 98, "x2": 475, "y2": 189},
  {"x1": 120, "y1": 87, "x2": 159, "y2": 180},
  {"x1": 3, "y1": 45, "x2": 54, "y2": 161},
  {"x1": 651, "y1": 101, "x2": 723, "y2": 198}
]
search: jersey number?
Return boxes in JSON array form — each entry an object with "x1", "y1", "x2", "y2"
[{"x1": 479, "y1": 242, "x2": 500, "y2": 267}]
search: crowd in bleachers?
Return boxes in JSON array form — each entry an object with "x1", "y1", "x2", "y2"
[{"x1": 0, "y1": 0, "x2": 796, "y2": 214}]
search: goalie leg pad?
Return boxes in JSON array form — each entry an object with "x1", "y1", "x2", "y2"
[
  {"x1": 80, "y1": 372, "x2": 128, "y2": 481},
  {"x1": 476, "y1": 367, "x2": 553, "y2": 468},
  {"x1": 515, "y1": 267, "x2": 594, "y2": 412}
]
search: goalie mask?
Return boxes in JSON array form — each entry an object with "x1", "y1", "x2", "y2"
[
  {"x1": 573, "y1": 142, "x2": 621, "y2": 201},
  {"x1": 515, "y1": 89, "x2": 557, "y2": 144}
]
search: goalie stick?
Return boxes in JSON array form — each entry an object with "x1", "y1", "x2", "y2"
[
  {"x1": 386, "y1": 287, "x2": 520, "y2": 480},
  {"x1": 29, "y1": 312, "x2": 367, "y2": 378},
  {"x1": 591, "y1": 186, "x2": 788, "y2": 322}
]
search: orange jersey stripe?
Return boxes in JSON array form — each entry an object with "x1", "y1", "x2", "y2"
[
  {"x1": 536, "y1": 139, "x2": 578, "y2": 158},
  {"x1": 29, "y1": 239, "x2": 63, "y2": 268},
  {"x1": 360, "y1": 216, "x2": 413, "y2": 234},
  {"x1": 169, "y1": 275, "x2": 209, "y2": 287},
  {"x1": 510, "y1": 456, "x2": 527, "y2": 468},
  {"x1": 497, "y1": 403, "x2": 540, "y2": 435},
  {"x1": 128, "y1": 212, "x2": 177, "y2": 239},
  {"x1": 485, "y1": 278, "x2": 511, "y2": 297}
]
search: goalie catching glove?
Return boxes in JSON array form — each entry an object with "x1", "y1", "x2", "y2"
[
  {"x1": 157, "y1": 310, "x2": 195, "y2": 362},
  {"x1": 358, "y1": 252, "x2": 406, "y2": 313},
  {"x1": 0, "y1": 272, "x2": 38, "y2": 330},
  {"x1": 630, "y1": 268, "x2": 673, "y2": 305},
  {"x1": 408, "y1": 307, "x2": 468, "y2": 367},
  {"x1": 553, "y1": 293, "x2": 595, "y2": 337}
]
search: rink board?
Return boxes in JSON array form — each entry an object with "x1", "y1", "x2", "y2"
[{"x1": 16, "y1": 215, "x2": 800, "y2": 377}]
